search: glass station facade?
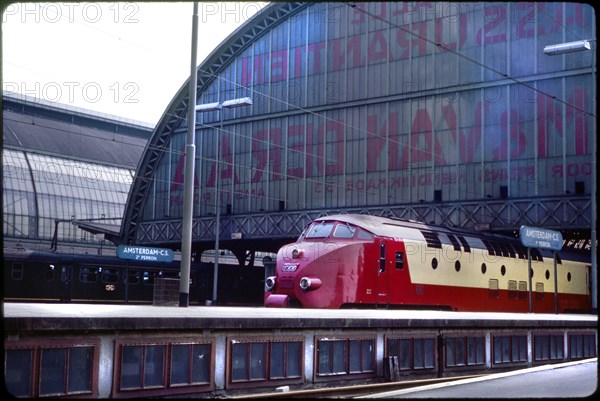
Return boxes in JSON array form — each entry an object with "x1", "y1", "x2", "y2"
[{"x1": 141, "y1": 2, "x2": 595, "y2": 225}]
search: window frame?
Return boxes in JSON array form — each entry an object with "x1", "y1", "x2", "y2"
[
  {"x1": 113, "y1": 337, "x2": 215, "y2": 397},
  {"x1": 443, "y1": 334, "x2": 486, "y2": 371},
  {"x1": 567, "y1": 331, "x2": 597, "y2": 360},
  {"x1": 491, "y1": 332, "x2": 528, "y2": 368},
  {"x1": 4, "y1": 337, "x2": 100, "y2": 398},
  {"x1": 226, "y1": 336, "x2": 304, "y2": 390},
  {"x1": 532, "y1": 331, "x2": 565, "y2": 364},
  {"x1": 314, "y1": 334, "x2": 376, "y2": 382},
  {"x1": 385, "y1": 334, "x2": 437, "y2": 375}
]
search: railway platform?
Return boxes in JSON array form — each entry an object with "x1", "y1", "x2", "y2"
[{"x1": 3, "y1": 303, "x2": 597, "y2": 398}]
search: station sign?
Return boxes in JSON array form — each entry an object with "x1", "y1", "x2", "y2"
[
  {"x1": 117, "y1": 245, "x2": 174, "y2": 262},
  {"x1": 519, "y1": 226, "x2": 563, "y2": 251}
]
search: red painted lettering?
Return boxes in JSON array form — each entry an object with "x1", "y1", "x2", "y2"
[
  {"x1": 270, "y1": 50, "x2": 287, "y2": 82},
  {"x1": 477, "y1": 6, "x2": 506, "y2": 46}
]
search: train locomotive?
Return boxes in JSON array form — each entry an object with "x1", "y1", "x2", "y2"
[{"x1": 264, "y1": 214, "x2": 591, "y2": 313}]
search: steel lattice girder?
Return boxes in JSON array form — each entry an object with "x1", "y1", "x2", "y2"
[{"x1": 134, "y1": 195, "x2": 592, "y2": 249}]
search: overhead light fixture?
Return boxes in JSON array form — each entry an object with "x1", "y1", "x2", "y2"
[
  {"x1": 222, "y1": 97, "x2": 253, "y2": 108},
  {"x1": 195, "y1": 102, "x2": 222, "y2": 112},
  {"x1": 544, "y1": 40, "x2": 591, "y2": 55}
]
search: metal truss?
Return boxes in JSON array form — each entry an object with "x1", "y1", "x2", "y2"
[{"x1": 135, "y1": 195, "x2": 592, "y2": 252}]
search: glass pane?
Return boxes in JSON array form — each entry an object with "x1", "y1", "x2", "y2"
[
  {"x1": 286, "y1": 342, "x2": 302, "y2": 378},
  {"x1": 192, "y1": 344, "x2": 211, "y2": 384},
  {"x1": 318, "y1": 341, "x2": 331, "y2": 375},
  {"x1": 40, "y1": 348, "x2": 66, "y2": 395},
  {"x1": 399, "y1": 340, "x2": 411, "y2": 370},
  {"x1": 446, "y1": 338, "x2": 456, "y2": 367},
  {"x1": 467, "y1": 337, "x2": 484, "y2": 365},
  {"x1": 5, "y1": 349, "x2": 33, "y2": 397},
  {"x1": 455, "y1": 338, "x2": 465, "y2": 366},
  {"x1": 170, "y1": 345, "x2": 190, "y2": 385},
  {"x1": 414, "y1": 339, "x2": 424, "y2": 368},
  {"x1": 306, "y1": 222, "x2": 334, "y2": 238},
  {"x1": 349, "y1": 340, "x2": 361, "y2": 373},
  {"x1": 494, "y1": 338, "x2": 503, "y2": 364},
  {"x1": 332, "y1": 341, "x2": 347, "y2": 374},
  {"x1": 502, "y1": 337, "x2": 510, "y2": 363},
  {"x1": 362, "y1": 340, "x2": 374, "y2": 371},
  {"x1": 250, "y1": 343, "x2": 266, "y2": 380},
  {"x1": 232, "y1": 343, "x2": 248, "y2": 381},
  {"x1": 551, "y1": 336, "x2": 563, "y2": 360},
  {"x1": 333, "y1": 224, "x2": 355, "y2": 238},
  {"x1": 121, "y1": 346, "x2": 143, "y2": 389},
  {"x1": 144, "y1": 345, "x2": 165, "y2": 387},
  {"x1": 270, "y1": 343, "x2": 285, "y2": 378},
  {"x1": 424, "y1": 339, "x2": 435, "y2": 368},
  {"x1": 68, "y1": 346, "x2": 93, "y2": 393}
]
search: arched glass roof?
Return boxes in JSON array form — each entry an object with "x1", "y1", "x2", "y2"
[{"x1": 3, "y1": 95, "x2": 151, "y2": 251}]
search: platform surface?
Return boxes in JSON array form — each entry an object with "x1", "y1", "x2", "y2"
[{"x1": 3, "y1": 303, "x2": 597, "y2": 332}]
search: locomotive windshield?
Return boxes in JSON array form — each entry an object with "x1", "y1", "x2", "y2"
[
  {"x1": 304, "y1": 222, "x2": 334, "y2": 238},
  {"x1": 300, "y1": 220, "x2": 373, "y2": 241}
]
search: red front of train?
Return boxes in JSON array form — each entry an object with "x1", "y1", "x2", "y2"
[{"x1": 264, "y1": 218, "x2": 391, "y2": 308}]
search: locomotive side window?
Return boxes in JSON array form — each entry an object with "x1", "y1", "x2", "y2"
[
  {"x1": 395, "y1": 252, "x2": 404, "y2": 269},
  {"x1": 379, "y1": 243, "x2": 386, "y2": 273},
  {"x1": 333, "y1": 224, "x2": 355, "y2": 239},
  {"x1": 305, "y1": 222, "x2": 334, "y2": 239},
  {"x1": 357, "y1": 229, "x2": 373, "y2": 240}
]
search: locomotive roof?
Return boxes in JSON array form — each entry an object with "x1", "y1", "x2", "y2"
[
  {"x1": 316, "y1": 213, "x2": 507, "y2": 241},
  {"x1": 314, "y1": 214, "x2": 588, "y2": 262}
]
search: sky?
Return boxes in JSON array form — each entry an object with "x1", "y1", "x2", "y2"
[{"x1": 2, "y1": 2, "x2": 268, "y2": 126}]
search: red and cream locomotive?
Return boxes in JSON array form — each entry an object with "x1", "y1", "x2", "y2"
[{"x1": 264, "y1": 214, "x2": 591, "y2": 313}]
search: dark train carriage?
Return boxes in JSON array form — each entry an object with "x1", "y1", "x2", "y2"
[
  {"x1": 2, "y1": 250, "x2": 210, "y2": 304},
  {"x1": 3, "y1": 250, "x2": 263, "y2": 305}
]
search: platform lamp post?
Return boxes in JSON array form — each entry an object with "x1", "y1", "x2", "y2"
[
  {"x1": 544, "y1": 39, "x2": 596, "y2": 311},
  {"x1": 179, "y1": 2, "x2": 199, "y2": 307},
  {"x1": 196, "y1": 96, "x2": 252, "y2": 305}
]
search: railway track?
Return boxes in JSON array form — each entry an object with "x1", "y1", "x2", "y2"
[{"x1": 231, "y1": 374, "x2": 487, "y2": 398}]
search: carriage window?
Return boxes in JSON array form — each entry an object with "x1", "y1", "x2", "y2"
[
  {"x1": 46, "y1": 265, "x2": 55, "y2": 281},
  {"x1": 143, "y1": 271, "x2": 158, "y2": 285},
  {"x1": 80, "y1": 267, "x2": 99, "y2": 283},
  {"x1": 11, "y1": 263, "x2": 24, "y2": 280},
  {"x1": 333, "y1": 224, "x2": 355, "y2": 238},
  {"x1": 305, "y1": 222, "x2": 334, "y2": 238},
  {"x1": 127, "y1": 270, "x2": 141, "y2": 285},
  {"x1": 102, "y1": 268, "x2": 119, "y2": 284}
]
